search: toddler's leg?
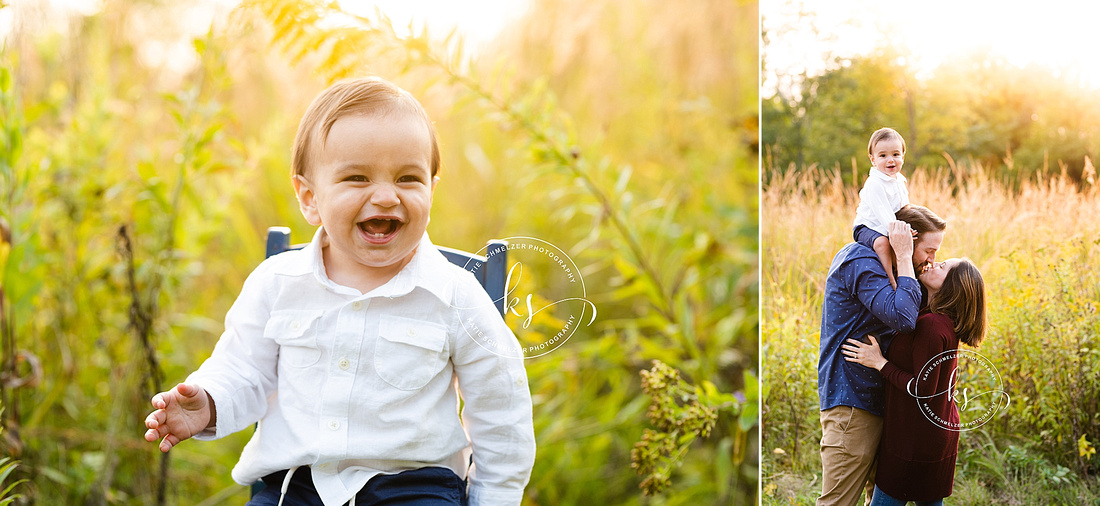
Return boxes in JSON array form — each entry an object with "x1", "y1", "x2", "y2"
[{"x1": 872, "y1": 236, "x2": 897, "y2": 290}]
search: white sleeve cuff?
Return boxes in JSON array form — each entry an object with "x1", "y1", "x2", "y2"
[
  {"x1": 184, "y1": 376, "x2": 236, "y2": 441},
  {"x1": 468, "y1": 484, "x2": 525, "y2": 506}
]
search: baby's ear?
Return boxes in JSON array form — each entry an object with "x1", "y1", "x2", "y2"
[{"x1": 292, "y1": 175, "x2": 322, "y2": 226}]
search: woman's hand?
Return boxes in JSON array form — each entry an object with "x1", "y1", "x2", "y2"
[{"x1": 842, "y1": 335, "x2": 888, "y2": 371}]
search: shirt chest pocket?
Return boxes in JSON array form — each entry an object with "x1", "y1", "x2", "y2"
[
  {"x1": 374, "y1": 315, "x2": 449, "y2": 391},
  {"x1": 264, "y1": 310, "x2": 325, "y2": 369}
]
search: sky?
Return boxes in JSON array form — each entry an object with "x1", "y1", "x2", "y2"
[
  {"x1": 338, "y1": 0, "x2": 529, "y2": 49},
  {"x1": 1, "y1": 0, "x2": 529, "y2": 73},
  {"x1": 13, "y1": 1, "x2": 1097, "y2": 96},
  {"x1": 762, "y1": 0, "x2": 1100, "y2": 98}
]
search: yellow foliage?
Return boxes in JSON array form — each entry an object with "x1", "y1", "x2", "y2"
[
  {"x1": 763, "y1": 482, "x2": 778, "y2": 496},
  {"x1": 1081, "y1": 435, "x2": 1097, "y2": 460}
]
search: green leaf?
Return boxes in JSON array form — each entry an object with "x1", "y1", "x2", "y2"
[
  {"x1": 738, "y1": 398, "x2": 758, "y2": 431},
  {"x1": 0, "y1": 458, "x2": 17, "y2": 484},
  {"x1": 743, "y1": 370, "x2": 759, "y2": 400},
  {"x1": 40, "y1": 466, "x2": 72, "y2": 486}
]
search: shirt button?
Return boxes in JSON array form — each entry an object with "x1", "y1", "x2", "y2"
[
  {"x1": 407, "y1": 327, "x2": 417, "y2": 337},
  {"x1": 515, "y1": 377, "x2": 527, "y2": 387},
  {"x1": 290, "y1": 321, "x2": 301, "y2": 330},
  {"x1": 352, "y1": 301, "x2": 363, "y2": 311},
  {"x1": 328, "y1": 420, "x2": 339, "y2": 430},
  {"x1": 338, "y1": 358, "x2": 350, "y2": 370}
]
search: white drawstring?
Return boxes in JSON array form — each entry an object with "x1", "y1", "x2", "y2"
[
  {"x1": 277, "y1": 466, "x2": 300, "y2": 506},
  {"x1": 276, "y1": 465, "x2": 356, "y2": 505}
]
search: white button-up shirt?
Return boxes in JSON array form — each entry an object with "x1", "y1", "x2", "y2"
[
  {"x1": 853, "y1": 168, "x2": 910, "y2": 235},
  {"x1": 188, "y1": 228, "x2": 535, "y2": 506}
]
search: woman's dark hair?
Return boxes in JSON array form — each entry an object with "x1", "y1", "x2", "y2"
[{"x1": 929, "y1": 258, "x2": 987, "y2": 347}]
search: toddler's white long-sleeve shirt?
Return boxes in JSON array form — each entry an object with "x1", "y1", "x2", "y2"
[
  {"x1": 853, "y1": 168, "x2": 910, "y2": 235},
  {"x1": 188, "y1": 228, "x2": 535, "y2": 506}
]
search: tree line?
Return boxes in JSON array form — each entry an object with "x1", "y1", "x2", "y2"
[{"x1": 763, "y1": 47, "x2": 1100, "y2": 188}]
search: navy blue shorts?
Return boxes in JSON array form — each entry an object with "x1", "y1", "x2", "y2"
[
  {"x1": 247, "y1": 466, "x2": 467, "y2": 506},
  {"x1": 853, "y1": 224, "x2": 885, "y2": 252}
]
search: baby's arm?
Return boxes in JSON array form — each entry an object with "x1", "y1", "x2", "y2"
[
  {"x1": 141, "y1": 260, "x2": 280, "y2": 448},
  {"x1": 451, "y1": 289, "x2": 536, "y2": 506},
  {"x1": 143, "y1": 383, "x2": 216, "y2": 453}
]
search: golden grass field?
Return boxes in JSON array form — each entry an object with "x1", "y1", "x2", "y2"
[{"x1": 762, "y1": 162, "x2": 1100, "y2": 504}]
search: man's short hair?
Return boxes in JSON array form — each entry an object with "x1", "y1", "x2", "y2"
[{"x1": 895, "y1": 204, "x2": 947, "y2": 238}]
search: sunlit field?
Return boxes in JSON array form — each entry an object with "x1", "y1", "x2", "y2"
[
  {"x1": 762, "y1": 163, "x2": 1100, "y2": 504},
  {"x1": 0, "y1": 0, "x2": 758, "y2": 504}
]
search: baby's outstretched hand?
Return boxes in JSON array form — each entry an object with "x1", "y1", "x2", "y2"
[{"x1": 143, "y1": 383, "x2": 215, "y2": 453}]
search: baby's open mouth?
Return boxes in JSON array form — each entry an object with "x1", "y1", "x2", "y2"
[{"x1": 359, "y1": 218, "x2": 401, "y2": 239}]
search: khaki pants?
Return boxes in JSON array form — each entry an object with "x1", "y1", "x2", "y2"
[{"x1": 817, "y1": 406, "x2": 883, "y2": 506}]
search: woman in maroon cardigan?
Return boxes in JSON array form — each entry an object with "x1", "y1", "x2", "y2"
[{"x1": 842, "y1": 258, "x2": 987, "y2": 506}]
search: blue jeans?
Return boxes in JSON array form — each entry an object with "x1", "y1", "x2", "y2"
[
  {"x1": 247, "y1": 466, "x2": 467, "y2": 506},
  {"x1": 869, "y1": 484, "x2": 943, "y2": 506}
]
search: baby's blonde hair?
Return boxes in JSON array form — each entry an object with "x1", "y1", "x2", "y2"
[
  {"x1": 867, "y1": 127, "x2": 907, "y2": 156},
  {"x1": 292, "y1": 76, "x2": 440, "y2": 178}
]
